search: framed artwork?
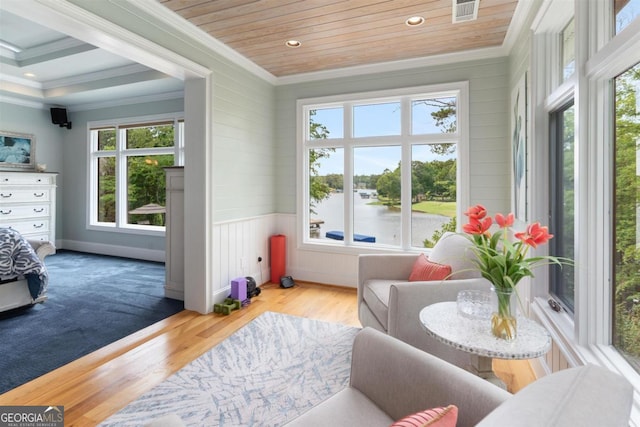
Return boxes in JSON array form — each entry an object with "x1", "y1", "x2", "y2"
[
  {"x1": 511, "y1": 73, "x2": 527, "y2": 221},
  {"x1": 0, "y1": 131, "x2": 35, "y2": 170}
]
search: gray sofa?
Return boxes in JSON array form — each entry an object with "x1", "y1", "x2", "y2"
[
  {"x1": 358, "y1": 231, "x2": 493, "y2": 369},
  {"x1": 285, "y1": 327, "x2": 634, "y2": 427}
]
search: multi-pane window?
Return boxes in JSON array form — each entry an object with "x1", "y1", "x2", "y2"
[
  {"x1": 613, "y1": 62, "x2": 640, "y2": 371},
  {"x1": 89, "y1": 115, "x2": 184, "y2": 233},
  {"x1": 301, "y1": 84, "x2": 465, "y2": 250}
]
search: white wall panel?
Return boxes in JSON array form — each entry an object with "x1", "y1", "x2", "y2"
[{"x1": 211, "y1": 214, "x2": 284, "y2": 302}]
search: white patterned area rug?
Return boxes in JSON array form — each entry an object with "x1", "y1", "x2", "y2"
[{"x1": 100, "y1": 311, "x2": 361, "y2": 426}]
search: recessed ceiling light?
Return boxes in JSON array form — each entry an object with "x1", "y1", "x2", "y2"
[
  {"x1": 405, "y1": 16, "x2": 425, "y2": 27},
  {"x1": 24, "y1": 72, "x2": 36, "y2": 78},
  {"x1": 285, "y1": 40, "x2": 302, "y2": 48}
]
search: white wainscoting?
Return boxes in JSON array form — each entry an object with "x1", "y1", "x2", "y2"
[
  {"x1": 211, "y1": 214, "x2": 278, "y2": 301},
  {"x1": 275, "y1": 214, "x2": 359, "y2": 288},
  {"x1": 211, "y1": 213, "x2": 360, "y2": 302}
]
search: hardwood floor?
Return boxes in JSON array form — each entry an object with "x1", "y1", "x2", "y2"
[{"x1": 0, "y1": 282, "x2": 534, "y2": 426}]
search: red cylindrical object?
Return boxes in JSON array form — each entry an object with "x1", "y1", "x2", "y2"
[{"x1": 270, "y1": 234, "x2": 286, "y2": 284}]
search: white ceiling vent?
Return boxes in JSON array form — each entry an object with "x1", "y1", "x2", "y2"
[{"x1": 452, "y1": 0, "x2": 480, "y2": 23}]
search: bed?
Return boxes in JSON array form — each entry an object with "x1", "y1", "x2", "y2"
[{"x1": 0, "y1": 228, "x2": 55, "y2": 313}]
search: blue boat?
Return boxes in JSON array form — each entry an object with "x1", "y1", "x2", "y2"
[{"x1": 325, "y1": 230, "x2": 376, "y2": 243}]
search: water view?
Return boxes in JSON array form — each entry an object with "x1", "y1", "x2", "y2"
[{"x1": 312, "y1": 190, "x2": 451, "y2": 247}]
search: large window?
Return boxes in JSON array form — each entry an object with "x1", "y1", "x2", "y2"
[
  {"x1": 613, "y1": 62, "x2": 640, "y2": 370},
  {"x1": 532, "y1": 0, "x2": 640, "y2": 401},
  {"x1": 300, "y1": 84, "x2": 466, "y2": 250},
  {"x1": 549, "y1": 102, "x2": 576, "y2": 312},
  {"x1": 89, "y1": 114, "x2": 184, "y2": 234}
]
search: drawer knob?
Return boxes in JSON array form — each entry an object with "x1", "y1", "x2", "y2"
[
  {"x1": 33, "y1": 223, "x2": 44, "y2": 229},
  {"x1": 0, "y1": 209, "x2": 11, "y2": 215},
  {"x1": 34, "y1": 192, "x2": 45, "y2": 197},
  {"x1": 33, "y1": 208, "x2": 45, "y2": 213},
  {"x1": 0, "y1": 193, "x2": 12, "y2": 198}
]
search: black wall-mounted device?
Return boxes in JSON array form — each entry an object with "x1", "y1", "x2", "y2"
[{"x1": 50, "y1": 107, "x2": 72, "y2": 129}]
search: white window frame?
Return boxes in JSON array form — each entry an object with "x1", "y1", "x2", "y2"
[
  {"x1": 87, "y1": 112, "x2": 184, "y2": 236},
  {"x1": 530, "y1": 1, "x2": 640, "y2": 423},
  {"x1": 296, "y1": 82, "x2": 469, "y2": 254}
]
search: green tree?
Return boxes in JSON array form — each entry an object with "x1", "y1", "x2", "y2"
[
  {"x1": 376, "y1": 166, "x2": 401, "y2": 205},
  {"x1": 613, "y1": 63, "x2": 640, "y2": 363},
  {"x1": 414, "y1": 97, "x2": 457, "y2": 155},
  {"x1": 97, "y1": 125, "x2": 176, "y2": 226},
  {"x1": 423, "y1": 217, "x2": 457, "y2": 248},
  {"x1": 97, "y1": 129, "x2": 116, "y2": 222},
  {"x1": 325, "y1": 173, "x2": 344, "y2": 190},
  {"x1": 308, "y1": 111, "x2": 335, "y2": 215}
]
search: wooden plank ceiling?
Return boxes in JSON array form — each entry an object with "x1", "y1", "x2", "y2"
[{"x1": 158, "y1": 0, "x2": 519, "y2": 77}]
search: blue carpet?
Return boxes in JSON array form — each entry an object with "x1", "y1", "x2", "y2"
[{"x1": 0, "y1": 250, "x2": 184, "y2": 394}]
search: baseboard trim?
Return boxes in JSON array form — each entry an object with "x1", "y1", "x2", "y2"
[
  {"x1": 213, "y1": 287, "x2": 230, "y2": 304},
  {"x1": 59, "y1": 239, "x2": 165, "y2": 263},
  {"x1": 164, "y1": 285, "x2": 184, "y2": 301}
]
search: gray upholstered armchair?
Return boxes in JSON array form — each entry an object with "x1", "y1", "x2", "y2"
[
  {"x1": 357, "y1": 232, "x2": 492, "y2": 369},
  {"x1": 284, "y1": 328, "x2": 633, "y2": 427}
]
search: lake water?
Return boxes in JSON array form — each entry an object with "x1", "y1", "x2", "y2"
[{"x1": 311, "y1": 191, "x2": 450, "y2": 247}]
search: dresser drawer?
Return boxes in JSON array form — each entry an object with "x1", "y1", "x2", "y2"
[
  {"x1": 1, "y1": 220, "x2": 50, "y2": 235},
  {"x1": 0, "y1": 204, "x2": 50, "y2": 219},
  {"x1": 0, "y1": 189, "x2": 51, "y2": 203},
  {"x1": 22, "y1": 233, "x2": 51, "y2": 242},
  {"x1": 0, "y1": 173, "x2": 54, "y2": 185}
]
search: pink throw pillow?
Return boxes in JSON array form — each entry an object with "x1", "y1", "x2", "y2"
[
  {"x1": 408, "y1": 253, "x2": 452, "y2": 282},
  {"x1": 391, "y1": 405, "x2": 458, "y2": 427}
]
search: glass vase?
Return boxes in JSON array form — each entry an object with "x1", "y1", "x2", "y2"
[{"x1": 490, "y1": 286, "x2": 517, "y2": 341}]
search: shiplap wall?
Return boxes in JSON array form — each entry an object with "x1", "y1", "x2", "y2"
[
  {"x1": 211, "y1": 213, "x2": 358, "y2": 297},
  {"x1": 275, "y1": 57, "x2": 512, "y2": 216},
  {"x1": 270, "y1": 57, "x2": 512, "y2": 288}
]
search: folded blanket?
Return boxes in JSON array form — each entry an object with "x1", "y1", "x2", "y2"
[{"x1": 0, "y1": 228, "x2": 48, "y2": 299}]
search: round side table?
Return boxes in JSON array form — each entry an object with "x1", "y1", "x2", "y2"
[{"x1": 419, "y1": 301, "x2": 551, "y2": 389}]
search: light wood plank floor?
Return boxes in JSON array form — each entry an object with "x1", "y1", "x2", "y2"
[{"x1": 0, "y1": 282, "x2": 535, "y2": 426}]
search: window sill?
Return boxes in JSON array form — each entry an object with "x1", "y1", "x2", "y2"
[
  {"x1": 297, "y1": 238, "x2": 428, "y2": 257},
  {"x1": 532, "y1": 297, "x2": 640, "y2": 426}
]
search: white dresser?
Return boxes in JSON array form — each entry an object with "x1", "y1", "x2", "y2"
[{"x1": 0, "y1": 171, "x2": 57, "y2": 242}]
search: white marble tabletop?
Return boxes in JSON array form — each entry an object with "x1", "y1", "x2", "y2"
[{"x1": 419, "y1": 301, "x2": 551, "y2": 360}]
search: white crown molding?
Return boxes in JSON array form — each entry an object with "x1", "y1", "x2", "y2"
[
  {"x1": 0, "y1": 94, "x2": 45, "y2": 109},
  {"x1": 0, "y1": 47, "x2": 18, "y2": 60},
  {"x1": 16, "y1": 36, "x2": 93, "y2": 61},
  {"x1": 126, "y1": 0, "x2": 277, "y2": 85},
  {"x1": 42, "y1": 63, "x2": 152, "y2": 89},
  {"x1": 502, "y1": 0, "x2": 538, "y2": 54},
  {"x1": 0, "y1": 73, "x2": 43, "y2": 89},
  {"x1": 66, "y1": 90, "x2": 184, "y2": 112},
  {"x1": 276, "y1": 46, "x2": 509, "y2": 86}
]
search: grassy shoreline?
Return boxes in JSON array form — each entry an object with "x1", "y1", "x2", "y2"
[{"x1": 369, "y1": 199, "x2": 456, "y2": 217}]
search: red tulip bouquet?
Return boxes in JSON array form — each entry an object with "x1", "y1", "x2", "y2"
[{"x1": 462, "y1": 204, "x2": 567, "y2": 340}]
